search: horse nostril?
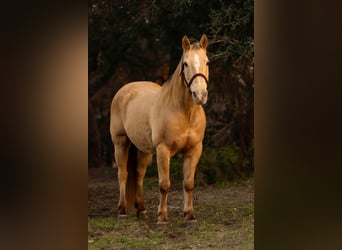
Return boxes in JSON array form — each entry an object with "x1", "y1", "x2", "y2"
[{"x1": 203, "y1": 91, "x2": 208, "y2": 99}]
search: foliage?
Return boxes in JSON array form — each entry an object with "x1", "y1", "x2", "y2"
[
  {"x1": 88, "y1": 0, "x2": 254, "y2": 182},
  {"x1": 207, "y1": 0, "x2": 254, "y2": 62},
  {"x1": 197, "y1": 146, "x2": 251, "y2": 185},
  {"x1": 88, "y1": 0, "x2": 253, "y2": 87},
  {"x1": 145, "y1": 145, "x2": 253, "y2": 186}
]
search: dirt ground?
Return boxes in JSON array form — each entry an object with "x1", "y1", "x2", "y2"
[{"x1": 88, "y1": 167, "x2": 254, "y2": 249}]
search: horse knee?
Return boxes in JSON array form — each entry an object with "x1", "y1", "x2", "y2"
[
  {"x1": 183, "y1": 180, "x2": 194, "y2": 192},
  {"x1": 117, "y1": 169, "x2": 128, "y2": 181},
  {"x1": 159, "y1": 180, "x2": 170, "y2": 194}
]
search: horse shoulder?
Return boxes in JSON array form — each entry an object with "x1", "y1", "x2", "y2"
[
  {"x1": 184, "y1": 107, "x2": 206, "y2": 149},
  {"x1": 190, "y1": 106, "x2": 206, "y2": 134}
]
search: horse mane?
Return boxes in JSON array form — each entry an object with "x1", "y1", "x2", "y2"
[{"x1": 158, "y1": 55, "x2": 186, "y2": 108}]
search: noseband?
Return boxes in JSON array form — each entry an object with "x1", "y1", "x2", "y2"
[{"x1": 180, "y1": 62, "x2": 209, "y2": 91}]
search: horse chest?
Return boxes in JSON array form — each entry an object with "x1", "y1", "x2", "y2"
[
  {"x1": 159, "y1": 118, "x2": 204, "y2": 154},
  {"x1": 151, "y1": 105, "x2": 205, "y2": 155},
  {"x1": 169, "y1": 129, "x2": 188, "y2": 149}
]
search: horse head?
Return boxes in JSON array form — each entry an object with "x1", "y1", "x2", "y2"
[{"x1": 181, "y1": 34, "x2": 209, "y2": 105}]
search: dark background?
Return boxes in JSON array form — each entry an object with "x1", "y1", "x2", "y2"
[
  {"x1": 88, "y1": 0, "x2": 254, "y2": 184},
  {"x1": 1, "y1": 0, "x2": 342, "y2": 249}
]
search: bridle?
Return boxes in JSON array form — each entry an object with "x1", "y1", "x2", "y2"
[{"x1": 180, "y1": 62, "x2": 209, "y2": 91}]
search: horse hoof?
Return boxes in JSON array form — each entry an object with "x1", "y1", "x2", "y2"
[
  {"x1": 184, "y1": 219, "x2": 197, "y2": 224},
  {"x1": 182, "y1": 219, "x2": 198, "y2": 228},
  {"x1": 183, "y1": 213, "x2": 197, "y2": 227},
  {"x1": 185, "y1": 218, "x2": 197, "y2": 223},
  {"x1": 157, "y1": 220, "x2": 168, "y2": 226},
  {"x1": 117, "y1": 214, "x2": 127, "y2": 221},
  {"x1": 137, "y1": 210, "x2": 148, "y2": 219},
  {"x1": 184, "y1": 212, "x2": 196, "y2": 222},
  {"x1": 157, "y1": 213, "x2": 168, "y2": 224}
]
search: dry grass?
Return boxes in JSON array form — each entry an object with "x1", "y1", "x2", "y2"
[{"x1": 88, "y1": 167, "x2": 254, "y2": 249}]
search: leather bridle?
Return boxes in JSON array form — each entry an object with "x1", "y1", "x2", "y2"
[{"x1": 180, "y1": 62, "x2": 209, "y2": 91}]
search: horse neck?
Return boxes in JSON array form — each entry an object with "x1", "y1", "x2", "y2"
[{"x1": 160, "y1": 57, "x2": 195, "y2": 113}]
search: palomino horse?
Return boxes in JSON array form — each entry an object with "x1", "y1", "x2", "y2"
[{"x1": 110, "y1": 35, "x2": 209, "y2": 224}]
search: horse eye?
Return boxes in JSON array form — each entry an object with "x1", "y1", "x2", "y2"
[
  {"x1": 183, "y1": 62, "x2": 188, "y2": 67},
  {"x1": 206, "y1": 61, "x2": 210, "y2": 66}
]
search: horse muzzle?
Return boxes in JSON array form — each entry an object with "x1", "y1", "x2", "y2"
[{"x1": 192, "y1": 90, "x2": 208, "y2": 105}]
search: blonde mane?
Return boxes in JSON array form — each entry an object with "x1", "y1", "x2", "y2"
[{"x1": 158, "y1": 56, "x2": 189, "y2": 109}]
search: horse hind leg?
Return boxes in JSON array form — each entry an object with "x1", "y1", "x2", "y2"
[
  {"x1": 135, "y1": 150, "x2": 153, "y2": 219},
  {"x1": 113, "y1": 135, "x2": 131, "y2": 218}
]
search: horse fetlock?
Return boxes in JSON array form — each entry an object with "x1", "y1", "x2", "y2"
[
  {"x1": 118, "y1": 205, "x2": 127, "y2": 215},
  {"x1": 157, "y1": 209, "x2": 168, "y2": 221},
  {"x1": 184, "y1": 211, "x2": 196, "y2": 222},
  {"x1": 137, "y1": 209, "x2": 148, "y2": 219}
]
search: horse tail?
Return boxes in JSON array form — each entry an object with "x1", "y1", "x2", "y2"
[{"x1": 126, "y1": 144, "x2": 137, "y2": 210}]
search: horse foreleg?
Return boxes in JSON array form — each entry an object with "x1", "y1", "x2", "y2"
[
  {"x1": 183, "y1": 143, "x2": 202, "y2": 222},
  {"x1": 136, "y1": 151, "x2": 152, "y2": 219},
  {"x1": 156, "y1": 144, "x2": 171, "y2": 224},
  {"x1": 114, "y1": 136, "x2": 130, "y2": 218}
]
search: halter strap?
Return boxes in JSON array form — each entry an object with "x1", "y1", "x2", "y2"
[{"x1": 180, "y1": 62, "x2": 209, "y2": 91}]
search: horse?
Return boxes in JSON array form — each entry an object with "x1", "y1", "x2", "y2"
[{"x1": 110, "y1": 34, "x2": 209, "y2": 224}]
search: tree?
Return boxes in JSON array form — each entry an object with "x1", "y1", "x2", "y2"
[{"x1": 88, "y1": 0, "x2": 254, "y2": 181}]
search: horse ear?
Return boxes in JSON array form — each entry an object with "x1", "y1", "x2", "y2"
[
  {"x1": 182, "y1": 35, "x2": 191, "y2": 51},
  {"x1": 199, "y1": 34, "x2": 208, "y2": 50}
]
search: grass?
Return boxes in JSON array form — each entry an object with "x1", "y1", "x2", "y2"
[
  {"x1": 88, "y1": 214, "x2": 253, "y2": 249},
  {"x1": 88, "y1": 190, "x2": 254, "y2": 250},
  {"x1": 88, "y1": 178, "x2": 254, "y2": 249},
  {"x1": 88, "y1": 217, "x2": 116, "y2": 230}
]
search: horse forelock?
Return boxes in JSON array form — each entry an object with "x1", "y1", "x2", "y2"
[{"x1": 190, "y1": 43, "x2": 201, "y2": 50}]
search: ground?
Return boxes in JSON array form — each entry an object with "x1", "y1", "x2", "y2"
[{"x1": 88, "y1": 167, "x2": 254, "y2": 249}]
